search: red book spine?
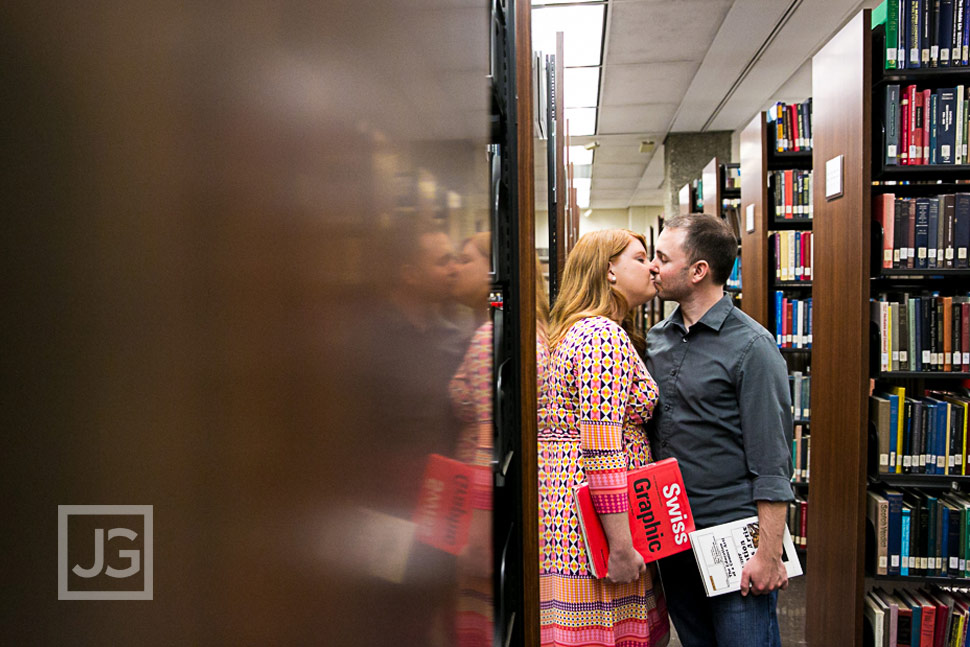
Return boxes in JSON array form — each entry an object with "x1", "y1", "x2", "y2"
[
  {"x1": 909, "y1": 85, "x2": 921, "y2": 166},
  {"x1": 790, "y1": 104, "x2": 800, "y2": 151},
  {"x1": 799, "y1": 499, "x2": 808, "y2": 547},
  {"x1": 785, "y1": 170, "x2": 794, "y2": 219},
  {"x1": 960, "y1": 303, "x2": 970, "y2": 373},
  {"x1": 901, "y1": 94, "x2": 910, "y2": 166},
  {"x1": 922, "y1": 88, "x2": 932, "y2": 164}
]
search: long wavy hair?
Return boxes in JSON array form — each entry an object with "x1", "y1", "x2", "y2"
[{"x1": 547, "y1": 228, "x2": 647, "y2": 354}]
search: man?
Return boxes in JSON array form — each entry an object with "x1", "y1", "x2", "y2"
[{"x1": 645, "y1": 213, "x2": 794, "y2": 647}]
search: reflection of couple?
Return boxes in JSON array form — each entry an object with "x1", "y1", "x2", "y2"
[{"x1": 538, "y1": 215, "x2": 794, "y2": 647}]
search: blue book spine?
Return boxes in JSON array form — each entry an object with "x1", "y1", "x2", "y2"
[
  {"x1": 963, "y1": 0, "x2": 969, "y2": 64},
  {"x1": 956, "y1": 193, "x2": 970, "y2": 267},
  {"x1": 930, "y1": 91, "x2": 940, "y2": 163},
  {"x1": 775, "y1": 290, "x2": 784, "y2": 347},
  {"x1": 902, "y1": 506, "x2": 912, "y2": 575},
  {"x1": 939, "y1": 88, "x2": 957, "y2": 163},
  {"x1": 805, "y1": 298, "x2": 808, "y2": 348},
  {"x1": 888, "y1": 393, "x2": 901, "y2": 471},
  {"x1": 886, "y1": 491, "x2": 904, "y2": 575},
  {"x1": 914, "y1": 297, "x2": 923, "y2": 371},
  {"x1": 941, "y1": 0, "x2": 955, "y2": 66},
  {"x1": 916, "y1": 198, "x2": 931, "y2": 267},
  {"x1": 926, "y1": 400, "x2": 939, "y2": 473}
]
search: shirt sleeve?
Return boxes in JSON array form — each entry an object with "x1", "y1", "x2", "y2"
[
  {"x1": 577, "y1": 320, "x2": 635, "y2": 515},
  {"x1": 736, "y1": 334, "x2": 795, "y2": 503}
]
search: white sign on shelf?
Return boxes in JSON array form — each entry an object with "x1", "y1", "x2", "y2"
[
  {"x1": 825, "y1": 155, "x2": 843, "y2": 200},
  {"x1": 745, "y1": 204, "x2": 755, "y2": 233}
]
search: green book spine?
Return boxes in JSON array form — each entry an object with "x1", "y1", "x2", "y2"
[{"x1": 889, "y1": 0, "x2": 901, "y2": 68}]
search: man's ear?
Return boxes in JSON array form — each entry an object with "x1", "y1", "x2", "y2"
[
  {"x1": 689, "y1": 260, "x2": 710, "y2": 284},
  {"x1": 401, "y1": 262, "x2": 420, "y2": 287}
]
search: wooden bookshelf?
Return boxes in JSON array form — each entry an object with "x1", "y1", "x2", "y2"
[
  {"x1": 806, "y1": 10, "x2": 871, "y2": 646},
  {"x1": 740, "y1": 113, "x2": 770, "y2": 326}
]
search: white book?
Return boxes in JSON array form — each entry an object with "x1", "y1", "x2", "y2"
[{"x1": 689, "y1": 515, "x2": 803, "y2": 597}]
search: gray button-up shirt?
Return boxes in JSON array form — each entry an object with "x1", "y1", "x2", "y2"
[{"x1": 645, "y1": 294, "x2": 794, "y2": 529}]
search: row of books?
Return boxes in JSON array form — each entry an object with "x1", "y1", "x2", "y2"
[
  {"x1": 884, "y1": 85, "x2": 970, "y2": 165},
  {"x1": 792, "y1": 425, "x2": 810, "y2": 484},
  {"x1": 867, "y1": 484, "x2": 970, "y2": 578},
  {"x1": 870, "y1": 295, "x2": 970, "y2": 373},
  {"x1": 788, "y1": 497, "x2": 809, "y2": 548},
  {"x1": 884, "y1": 0, "x2": 970, "y2": 69},
  {"x1": 870, "y1": 387, "x2": 969, "y2": 475},
  {"x1": 768, "y1": 99, "x2": 813, "y2": 153},
  {"x1": 724, "y1": 165, "x2": 741, "y2": 190},
  {"x1": 790, "y1": 371, "x2": 811, "y2": 421},
  {"x1": 874, "y1": 194, "x2": 970, "y2": 270},
  {"x1": 770, "y1": 169, "x2": 814, "y2": 220},
  {"x1": 866, "y1": 586, "x2": 970, "y2": 647},
  {"x1": 772, "y1": 231, "x2": 813, "y2": 282},
  {"x1": 774, "y1": 293, "x2": 812, "y2": 349},
  {"x1": 727, "y1": 256, "x2": 741, "y2": 291}
]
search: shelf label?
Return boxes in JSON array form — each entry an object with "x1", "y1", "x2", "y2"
[
  {"x1": 745, "y1": 204, "x2": 754, "y2": 233},
  {"x1": 825, "y1": 155, "x2": 843, "y2": 200}
]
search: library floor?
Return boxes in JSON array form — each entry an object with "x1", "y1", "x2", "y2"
[{"x1": 667, "y1": 562, "x2": 808, "y2": 646}]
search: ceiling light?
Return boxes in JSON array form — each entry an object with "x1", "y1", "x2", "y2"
[
  {"x1": 582, "y1": 209, "x2": 593, "y2": 218},
  {"x1": 639, "y1": 140, "x2": 656, "y2": 153},
  {"x1": 583, "y1": 140, "x2": 600, "y2": 151}
]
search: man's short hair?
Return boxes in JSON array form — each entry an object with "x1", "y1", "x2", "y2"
[{"x1": 663, "y1": 213, "x2": 738, "y2": 286}]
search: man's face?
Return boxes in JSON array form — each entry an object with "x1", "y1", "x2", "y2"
[{"x1": 649, "y1": 227, "x2": 693, "y2": 302}]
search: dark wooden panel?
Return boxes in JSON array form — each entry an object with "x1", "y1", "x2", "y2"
[
  {"x1": 740, "y1": 114, "x2": 768, "y2": 326},
  {"x1": 807, "y1": 10, "x2": 871, "y2": 647},
  {"x1": 515, "y1": 0, "x2": 540, "y2": 644}
]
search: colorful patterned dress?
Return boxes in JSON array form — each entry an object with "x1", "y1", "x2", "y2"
[
  {"x1": 449, "y1": 320, "x2": 494, "y2": 647},
  {"x1": 538, "y1": 316, "x2": 669, "y2": 647}
]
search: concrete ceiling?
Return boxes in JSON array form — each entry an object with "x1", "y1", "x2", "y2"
[{"x1": 536, "y1": 0, "x2": 881, "y2": 210}]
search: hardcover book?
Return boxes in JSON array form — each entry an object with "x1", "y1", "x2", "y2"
[
  {"x1": 412, "y1": 453, "x2": 475, "y2": 555},
  {"x1": 689, "y1": 514, "x2": 802, "y2": 597},
  {"x1": 573, "y1": 457, "x2": 695, "y2": 579}
]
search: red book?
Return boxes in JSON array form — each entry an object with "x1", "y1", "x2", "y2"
[
  {"x1": 875, "y1": 193, "x2": 896, "y2": 269},
  {"x1": 790, "y1": 104, "x2": 800, "y2": 151},
  {"x1": 922, "y1": 89, "x2": 931, "y2": 165},
  {"x1": 784, "y1": 169, "x2": 794, "y2": 219},
  {"x1": 960, "y1": 302, "x2": 970, "y2": 373},
  {"x1": 573, "y1": 458, "x2": 695, "y2": 579},
  {"x1": 412, "y1": 454, "x2": 475, "y2": 555},
  {"x1": 900, "y1": 93, "x2": 910, "y2": 165},
  {"x1": 909, "y1": 85, "x2": 921, "y2": 166},
  {"x1": 799, "y1": 499, "x2": 808, "y2": 547}
]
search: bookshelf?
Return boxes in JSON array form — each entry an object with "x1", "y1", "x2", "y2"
[
  {"x1": 808, "y1": 8, "x2": 970, "y2": 645},
  {"x1": 740, "y1": 108, "x2": 815, "y2": 561}
]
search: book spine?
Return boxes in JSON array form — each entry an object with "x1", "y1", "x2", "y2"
[
  {"x1": 902, "y1": 91, "x2": 912, "y2": 165},
  {"x1": 930, "y1": 91, "x2": 939, "y2": 164},
  {"x1": 932, "y1": 0, "x2": 942, "y2": 66},
  {"x1": 941, "y1": 0, "x2": 954, "y2": 66},
  {"x1": 888, "y1": 85, "x2": 901, "y2": 165},
  {"x1": 957, "y1": 84, "x2": 965, "y2": 164},
  {"x1": 913, "y1": 0, "x2": 924, "y2": 66},
  {"x1": 891, "y1": 0, "x2": 902, "y2": 68}
]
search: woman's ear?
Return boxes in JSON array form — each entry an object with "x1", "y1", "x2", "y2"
[{"x1": 607, "y1": 262, "x2": 617, "y2": 284}]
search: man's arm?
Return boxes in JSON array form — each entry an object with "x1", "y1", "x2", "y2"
[
  {"x1": 736, "y1": 334, "x2": 795, "y2": 596},
  {"x1": 740, "y1": 500, "x2": 790, "y2": 596}
]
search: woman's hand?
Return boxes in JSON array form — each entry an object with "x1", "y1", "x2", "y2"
[{"x1": 606, "y1": 545, "x2": 646, "y2": 584}]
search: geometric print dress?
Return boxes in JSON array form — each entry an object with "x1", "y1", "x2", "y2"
[{"x1": 537, "y1": 316, "x2": 669, "y2": 647}]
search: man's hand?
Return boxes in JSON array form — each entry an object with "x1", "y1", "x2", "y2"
[
  {"x1": 739, "y1": 546, "x2": 789, "y2": 596},
  {"x1": 606, "y1": 546, "x2": 646, "y2": 584}
]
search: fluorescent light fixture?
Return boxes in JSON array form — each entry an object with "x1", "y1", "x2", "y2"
[
  {"x1": 564, "y1": 67, "x2": 600, "y2": 109},
  {"x1": 582, "y1": 209, "x2": 593, "y2": 218},
  {"x1": 568, "y1": 145, "x2": 593, "y2": 166},
  {"x1": 573, "y1": 177, "x2": 591, "y2": 208},
  {"x1": 565, "y1": 108, "x2": 596, "y2": 136},
  {"x1": 531, "y1": 4, "x2": 605, "y2": 68}
]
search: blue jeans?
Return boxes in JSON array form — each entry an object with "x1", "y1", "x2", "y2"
[{"x1": 659, "y1": 549, "x2": 781, "y2": 647}]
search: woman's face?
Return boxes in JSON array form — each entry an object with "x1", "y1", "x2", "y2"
[
  {"x1": 609, "y1": 237, "x2": 657, "y2": 308},
  {"x1": 453, "y1": 240, "x2": 490, "y2": 308}
]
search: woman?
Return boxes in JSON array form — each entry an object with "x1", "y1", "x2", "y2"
[
  {"x1": 538, "y1": 229, "x2": 668, "y2": 647},
  {"x1": 449, "y1": 232, "x2": 495, "y2": 647}
]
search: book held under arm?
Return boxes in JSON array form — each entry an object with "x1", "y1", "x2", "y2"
[
  {"x1": 689, "y1": 515, "x2": 803, "y2": 597},
  {"x1": 573, "y1": 457, "x2": 695, "y2": 579}
]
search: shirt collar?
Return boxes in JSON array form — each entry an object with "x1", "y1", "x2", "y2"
[{"x1": 660, "y1": 292, "x2": 734, "y2": 334}]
